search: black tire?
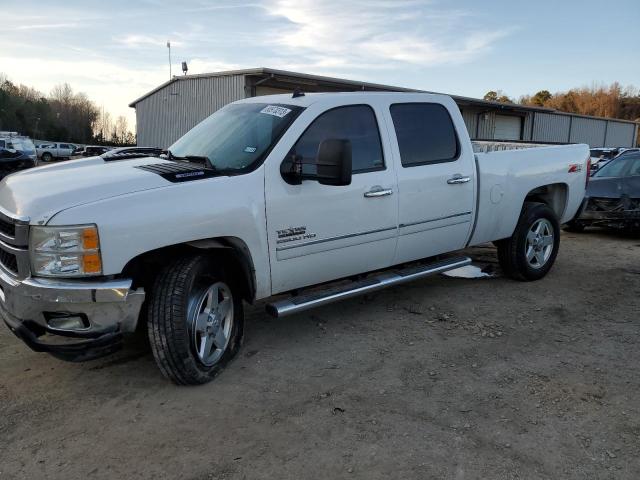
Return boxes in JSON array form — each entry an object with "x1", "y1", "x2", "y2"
[
  {"x1": 147, "y1": 254, "x2": 244, "y2": 385},
  {"x1": 42, "y1": 152, "x2": 53, "y2": 162},
  {"x1": 496, "y1": 202, "x2": 560, "y2": 281},
  {"x1": 563, "y1": 220, "x2": 585, "y2": 233}
]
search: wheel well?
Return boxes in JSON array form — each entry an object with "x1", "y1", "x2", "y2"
[
  {"x1": 122, "y1": 237, "x2": 256, "y2": 303},
  {"x1": 524, "y1": 183, "x2": 568, "y2": 219}
]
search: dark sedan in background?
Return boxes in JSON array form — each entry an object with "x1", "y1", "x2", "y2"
[
  {"x1": 567, "y1": 150, "x2": 640, "y2": 231},
  {"x1": 0, "y1": 148, "x2": 37, "y2": 179}
]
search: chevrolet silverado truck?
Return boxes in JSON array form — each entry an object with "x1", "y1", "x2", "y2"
[{"x1": 0, "y1": 92, "x2": 590, "y2": 385}]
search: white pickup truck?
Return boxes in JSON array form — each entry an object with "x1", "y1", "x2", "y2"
[{"x1": 0, "y1": 92, "x2": 589, "y2": 384}]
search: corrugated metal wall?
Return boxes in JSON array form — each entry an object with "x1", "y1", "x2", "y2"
[
  {"x1": 477, "y1": 111, "x2": 495, "y2": 139},
  {"x1": 605, "y1": 121, "x2": 636, "y2": 147},
  {"x1": 460, "y1": 110, "x2": 478, "y2": 138},
  {"x1": 532, "y1": 112, "x2": 571, "y2": 143},
  {"x1": 135, "y1": 75, "x2": 246, "y2": 148},
  {"x1": 569, "y1": 117, "x2": 606, "y2": 146}
]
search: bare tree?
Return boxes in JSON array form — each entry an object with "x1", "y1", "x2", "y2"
[{"x1": 114, "y1": 116, "x2": 129, "y2": 144}]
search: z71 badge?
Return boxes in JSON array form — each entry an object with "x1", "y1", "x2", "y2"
[{"x1": 276, "y1": 226, "x2": 316, "y2": 244}]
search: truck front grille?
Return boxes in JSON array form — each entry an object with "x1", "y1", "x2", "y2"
[
  {"x1": 0, "y1": 210, "x2": 29, "y2": 278},
  {"x1": 0, "y1": 248, "x2": 18, "y2": 275},
  {"x1": 0, "y1": 217, "x2": 16, "y2": 238}
]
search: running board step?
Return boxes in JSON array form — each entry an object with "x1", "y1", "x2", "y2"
[{"x1": 265, "y1": 256, "x2": 471, "y2": 318}]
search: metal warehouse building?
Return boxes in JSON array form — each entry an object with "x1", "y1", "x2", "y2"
[{"x1": 129, "y1": 67, "x2": 639, "y2": 149}]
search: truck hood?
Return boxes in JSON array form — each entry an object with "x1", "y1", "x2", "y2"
[{"x1": 0, "y1": 156, "x2": 174, "y2": 223}]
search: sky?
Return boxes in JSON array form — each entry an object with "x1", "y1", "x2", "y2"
[{"x1": 1, "y1": 0, "x2": 639, "y2": 128}]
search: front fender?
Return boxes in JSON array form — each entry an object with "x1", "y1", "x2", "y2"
[{"x1": 47, "y1": 168, "x2": 271, "y2": 299}]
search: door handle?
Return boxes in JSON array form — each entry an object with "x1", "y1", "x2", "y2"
[
  {"x1": 447, "y1": 175, "x2": 471, "y2": 185},
  {"x1": 364, "y1": 186, "x2": 394, "y2": 198}
]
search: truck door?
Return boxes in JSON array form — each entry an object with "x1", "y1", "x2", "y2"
[
  {"x1": 265, "y1": 102, "x2": 398, "y2": 294},
  {"x1": 384, "y1": 100, "x2": 476, "y2": 264}
]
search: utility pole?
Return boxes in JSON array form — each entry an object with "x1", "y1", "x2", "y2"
[{"x1": 167, "y1": 40, "x2": 172, "y2": 79}]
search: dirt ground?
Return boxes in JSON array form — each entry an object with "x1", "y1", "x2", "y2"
[{"x1": 1, "y1": 229, "x2": 639, "y2": 480}]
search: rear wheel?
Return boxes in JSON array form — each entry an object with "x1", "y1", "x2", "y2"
[
  {"x1": 496, "y1": 202, "x2": 560, "y2": 281},
  {"x1": 41, "y1": 152, "x2": 53, "y2": 162},
  {"x1": 147, "y1": 254, "x2": 244, "y2": 385}
]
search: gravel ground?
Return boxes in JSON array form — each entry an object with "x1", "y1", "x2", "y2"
[{"x1": 1, "y1": 229, "x2": 639, "y2": 480}]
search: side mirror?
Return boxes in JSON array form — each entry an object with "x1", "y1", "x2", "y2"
[{"x1": 316, "y1": 139, "x2": 352, "y2": 186}]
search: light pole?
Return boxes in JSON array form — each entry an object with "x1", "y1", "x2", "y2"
[{"x1": 167, "y1": 40, "x2": 172, "y2": 79}]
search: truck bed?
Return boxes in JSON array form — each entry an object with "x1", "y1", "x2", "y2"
[
  {"x1": 468, "y1": 143, "x2": 590, "y2": 246},
  {"x1": 472, "y1": 141, "x2": 557, "y2": 153}
]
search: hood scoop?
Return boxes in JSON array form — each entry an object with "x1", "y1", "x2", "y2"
[{"x1": 135, "y1": 162, "x2": 217, "y2": 183}]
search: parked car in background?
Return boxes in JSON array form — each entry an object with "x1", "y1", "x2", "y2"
[
  {"x1": 36, "y1": 142, "x2": 75, "y2": 162},
  {"x1": 0, "y1": 92, "x2": 589, "y2": 384},
  {"x1": 0, "y1": 136, "x2": 37, "y2": 163},
  {"x1": 72, "y1": 145, "x2": 86, "y2": 156},
  {"x1": 567, "y1": 150, "x2": 640, "y2": 231},
  {"x1": 589, "y1": 147, "x2": 621, "y2": 174},
  {"x1": 0, "y1": 147, "x2": 36, "y2": 179},
  {"x1": 101, "y1": 146, "x2": 163, "y2": 160},
  {"x1": 82, "y1": 145, "x2": 112, "y2": 156}
]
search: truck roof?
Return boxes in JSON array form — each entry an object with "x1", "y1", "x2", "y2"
[{"x1": 238, "y1": 91, "x2": 450, "y2": 108}]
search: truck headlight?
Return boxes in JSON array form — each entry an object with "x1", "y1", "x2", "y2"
[{"x1": 30, "y1": 225, "x2": 102, "y2": 277}]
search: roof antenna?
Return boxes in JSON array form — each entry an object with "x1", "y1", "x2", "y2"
[{"x1": 292, "y1": 87, "x2": 305, "y2": 98}]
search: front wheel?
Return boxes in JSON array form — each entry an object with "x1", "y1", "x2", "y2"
[
  {"x1": 496, "y1": 202, "x2": 560, "y2": 281},
  {"x1": 147, "y1": 254, "x2": 244, "y2": 385}
]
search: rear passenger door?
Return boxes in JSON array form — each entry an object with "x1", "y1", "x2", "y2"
[
  {"x1": 384, "y1": 99, "x2": 476, "y2": 264},
  {"x1": 58, "y1": 144, "x2": 73, "y2": 156}
]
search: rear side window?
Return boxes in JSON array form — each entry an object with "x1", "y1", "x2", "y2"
[
  {"x1": 625, "y1": 154, "x2": 640, "y2": 176},
  {"x1": 289, "y1": 105, "x2": 384, "y2": 173},
  {"x1": 390, "y1": 103, "x2": 459, "y2": 166},
  {"x1": 594, "y1": 155, "x2": 633, "y2": 178}
]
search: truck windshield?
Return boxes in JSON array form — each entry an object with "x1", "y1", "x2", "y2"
[{"x1": 167, "y1": 102, "x2": 304, "y2": 173}]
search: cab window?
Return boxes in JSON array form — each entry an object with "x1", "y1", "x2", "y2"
[
  {"x1": 390, "y1": 103, "x2": 459, "y2": 166},
  {"x1": 289, "y1": 105, "x2": 384, "y2": 173}
]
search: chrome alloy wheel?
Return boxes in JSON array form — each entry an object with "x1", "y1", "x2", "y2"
[
  {"x1": 525, "y1": 218, "x2": 554, "y2": 269},
  {"x1": 189, "y1": 281, "x2": 234, "y2": 366}
]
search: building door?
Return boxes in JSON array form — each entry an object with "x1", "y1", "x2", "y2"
[{"x1": 494, "y1": 115, "x2": 522, "y2": 140}]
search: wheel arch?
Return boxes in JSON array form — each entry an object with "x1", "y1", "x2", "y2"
[
  {"x1": 122, "y1": 236, "x2": 257, "y2": 303},
  {"x1": 523, "y1": 182, "x2": 568, "y2": 220}
]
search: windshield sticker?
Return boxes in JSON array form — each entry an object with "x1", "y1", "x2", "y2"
[
  {"x1": 244, "y1": 146, "x2": 257, "y2": 153},
  {"x1": 260, "y1": 105, "x2": 292, "y2": 118}
]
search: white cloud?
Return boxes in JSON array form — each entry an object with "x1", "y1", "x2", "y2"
[
  {"x1": 115, "y1": 34, "x2": 183, "y2": 48},
  {"x1": 13, "y1": 23, "x2": 79, "y2": 31},
  {"x1": 1, "y1": 0, "x2": 517, "y2": 137},
  {"x1": 263, "y1": 0, "x2": 513, "y2": 70}
]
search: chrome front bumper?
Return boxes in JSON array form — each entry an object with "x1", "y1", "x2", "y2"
[{"x1": 0, "y1": 267, "x2": 145, "y2": 361}]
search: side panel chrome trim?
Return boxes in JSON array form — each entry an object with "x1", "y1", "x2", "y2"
[
  {"x1": 276, "y1": 225, "x2": 397, "y2": 252},
  {"x1": 399, "y1": 211, "x2": 472, "y2": 229},
  {"x1": 266, "y1": 256, "x2": 471, "y2": 317},
  {"x1": 398, "y1": 219, "x2": 471, "y2": 237}
]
